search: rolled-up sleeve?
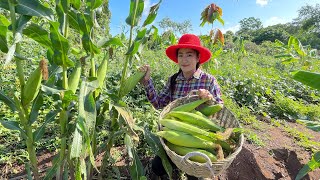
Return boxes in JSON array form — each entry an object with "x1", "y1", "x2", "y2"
[
  {"x1": 143, "y1": 78, "x2": 171, "y2": 109},
  {"x1": 210, "y1": 77, "x2": 223, "y2": 104}
]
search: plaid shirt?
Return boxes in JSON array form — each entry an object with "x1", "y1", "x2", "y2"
[{"x1": 143, "y1": 69, "x2": 223, "y2": 109}]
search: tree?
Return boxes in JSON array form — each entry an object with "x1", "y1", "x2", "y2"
[
  {"x1": 239, "y1": 17, "x2": 263, "y2": 31},
  {"x1": 295, "y1": 4, "x2": 320, "y2": 33},
  {"x1": 236, "y1": 17, "x2": 263, "y2": 40},
  {"x1": 158, "y1": 17, "x2": 192, "y2": 36},
  {"x1": 252, "y1": 25, "x2": 289, "y2": 44}
]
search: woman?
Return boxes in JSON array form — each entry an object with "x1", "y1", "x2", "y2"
[
  {"x1": 140, "y1": 33, "x2": 223, "y2": 108},
  {"x1": 140, "y1": 34, "x2": 223, "y2": 179}
]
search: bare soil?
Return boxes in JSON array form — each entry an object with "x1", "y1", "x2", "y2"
[{"x1": 1, "y1": 120, "x2": 320, "y2": 180}]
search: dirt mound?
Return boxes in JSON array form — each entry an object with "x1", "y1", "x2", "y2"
[{"x1": 218, "y1": 121, "x2": 320, "y2": 180}]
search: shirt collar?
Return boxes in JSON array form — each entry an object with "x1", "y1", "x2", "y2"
[{"x1": 176, "y1": 68, "x2": 202, "y2": 80}]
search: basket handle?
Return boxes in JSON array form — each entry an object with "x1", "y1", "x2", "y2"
[{"x1": 181, "y1": 151, "x2": 215, "y2": 178}]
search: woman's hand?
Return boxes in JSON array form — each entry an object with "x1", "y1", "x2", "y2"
[
  {"x1": 198, "y1": 89, "x2": 213, "y2": 100},
  {"x1": 139, "y1": 64, "x2": 151, "y2": 85}
]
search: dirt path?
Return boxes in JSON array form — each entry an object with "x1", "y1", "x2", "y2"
[{"x1": 218, "y1": 121, "x2": 320, "y2": 180}]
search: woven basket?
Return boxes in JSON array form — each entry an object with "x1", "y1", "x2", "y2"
[{"x1": 159, "y1": 95, "x2": 244, "y2": 178}]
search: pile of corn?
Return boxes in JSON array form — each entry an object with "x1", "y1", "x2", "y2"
[{"x1": 156, "y1": 99, "x2": 238, "y2": 163}]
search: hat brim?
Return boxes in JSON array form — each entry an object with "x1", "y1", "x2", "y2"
[{"x1": 166, "y1": 44, "x2": 212, "y2": 64}]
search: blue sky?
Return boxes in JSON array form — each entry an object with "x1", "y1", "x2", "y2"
[{"x1": 108, "y1": 0, "x2": 320, "y2": 36}]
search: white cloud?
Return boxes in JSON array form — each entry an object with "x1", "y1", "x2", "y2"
[
  {"x1": 143, "y1": 0, "x2": 151, "y2": 16},
  {"x1": 264, "y1": 16, "x2": 289, "y2": 27},
  {"x1": 256, "y1": 0, "x2": 269, "y2": 7},
  {"x1": 221, "y1": 24, "x2": 240, "y2": 34}
]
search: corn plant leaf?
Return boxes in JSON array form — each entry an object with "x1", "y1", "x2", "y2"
[
  {"x1": 87, "y1": 0, "x2": 103, "y2": 9},
  {"x1": 144, "y1": 128, "x2": 172, "y2": 179},
  {"x1": 142, "y1": 0, "x2": 161, "y2": 27},
  {"x1": 49, "y1": 21, "x2": 70, "y2": 66},
  {"x1": 126, "y1": 40, "x2": 142, "y2": 55},
  {"x1": 114, "y1": 105, "x2": 139, "y2": 141},
  {"x1": 126, "y1": 0, "x2": 144, "y2": 27},
  {"x1": 82, "y1": 33, "x2": 100, "y2": 54},
  {"x1": 292, "y1": 71, "x2": 320, "y2": 90},
  {"x1": 129, "y1": 148, "x2": 145, "y2": 180},
  {"x1": 0, "y1": 91, "x2": 17, "y2": 112},
  {"x1": 0, "y1": 0, "x2": 54, "y2": 20},
  {"x1": 124, "y1": 134, "x2": 134, "y2": 159},
  {"x1": 41, "y1": 85, "x2": 64, "y2": 95},
  {"x1": 0, "y1": 120, "x2": 22, "y2": 131},
  {"x1": 125, "y1": 134, "x2": 144, "y2": 180},
  {"x1": 97, "y1": 37, "x2": 125, "y2": 48},
  {"x1": 68, "y1": 9, "x2": 80, "y2": 32},
  {"x1": 70, "y1": 0, "x2": 81, "y2": 10},
  {"x1": 33, "y1": 110, "x2": 58, "y2": 142},
  {"x1": 296, "y1": 151, "x2": 320, "y2": 180},
  {"x1": 29, "y1": 92, "x2": 43, "y2": 125},
  {"x1": 44, "y1": 154, "x2": 61, "y2": 180},
  {"x1": 23, "y1": 23, "x2": 52, "y2": 49},
  {"x1": 0, "y1": 25, "x2": 8, "y2": 53},
  {"x1": 70, "y1": 127, "x2": 83, "y2": 158}
]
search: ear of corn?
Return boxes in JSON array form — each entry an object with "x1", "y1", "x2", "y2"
[
  {"x1": 159, "y1": 119, "x2": 222, "y2": 140},
  {"x1": 68, "y1": 62, "x2": 81, "y2": 94},
  {"x1": 22, "y1": 67, "x2": 42, "y2": 106},
  {"x1": 191, "y1": 110, "x2": 207, "y2": 118},
  {"x1": 171, "y1": 99, "x2": 207, "y2": 112},
  {"x1": 198, "y1": 103, "x2": 223, "y2": 116},
  {"x1": 164, "y1": 111, "x2": 223, "y2": 132},
  {"x1": 156, "y1": 130, "x2": 218, "y2": 150},
  {"x1": 97, "y1": 56, "x2": 108, "y2": 88},
  {"x1": 119, "y1": 71, "x2": 145, "y2": 98},
  {"x1": 166, "y1": 142, "x2": 217, "y2": 163}
]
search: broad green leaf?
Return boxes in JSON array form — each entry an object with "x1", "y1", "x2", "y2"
[
  {"x1": 292, "y1": 71, "x2": 320, "y2": 90},
  {"x1": 49, "y1": 21, "x2": 69, "y2": 56},
  {"x1": 0, "y1": 120, "x2": 22, "y2": 131},
  {"x1": 68, "y1": 9, "x2": 80, "y2": 32},
  {"x1": 70, "y1": 127, "x2": 83, "y2": 158},
  {"x1": 44, "y1": 154, "x2": 61, "y2": 180},
  {"x1": 114, "y1": 105, "x2": 139, "y2": 141},
  {"x1": 33, "y1": 110, "x2": 58, "y2": 142},
  {"x1": 89, "y1": 0, "x2": 103, "y2": 9},
  {"x1": 97, "y1": 37, "x2": 125, "y2": 48},
  {"x1": 0, "y1": 25, "x2": 8, "y2": 53},
  {"x1": 0, "y1": 15, "x2": 10, "y2": 26},
  {"x1": 70, "y1": 0, "x2": 81, "y2": 10},
  {"x1": 0, "y1": 0, "x2": 54, "y2": 20},
  {"x1": 41, "y1": 85, "x2": 64, "y2": 95},
  {"x1": 0, "y1": 91, "x2": 16, "y2": 112},
  {"x1": 60, "y1": 0, "x2": 70, "y2": 13},
  {"x1": 82, "y1": 33, "x2": 100, "y2": 54},
  {"x1": 13, "y1": 15, "x2": 32, "y2": 32},
  {"x1": 144, "y1": 128, "x2": 172, "y2": 179},
  {"x1": 126, "y1": 40, "x2": 142, "y2": 55},
  {"x1": 23, "y1": 23, "x2": 52, "y2": 49},
  {"x1": 29, "y1": 92, "x2": 43, "y2": 125},
  {"x1": 297, "y1": 120, "x2": 320, "y2": 132},
  {"x1": 124, "y1": 134, "x2": 133, "y2": 159},
  {"x1": 296, "y1": 151, "x2": 320, "y2": 180},
  {"x1": 126, "y1": 0, "x2": 144, "y2": 27},
  {"x1": 129, "y1": 148, "x2": 145, "y2": 180},
  {"x1": 142, "y1": 0, "x2": 161, "y2": 27}
]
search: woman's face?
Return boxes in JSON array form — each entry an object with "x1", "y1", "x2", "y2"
[{"x1": 177, "y1": 48, "x2": 199, "y2": 74}]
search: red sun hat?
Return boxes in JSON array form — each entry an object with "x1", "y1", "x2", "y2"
[{"x1": 165, "y1": 34, "x2": 212, "y2": 64}]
